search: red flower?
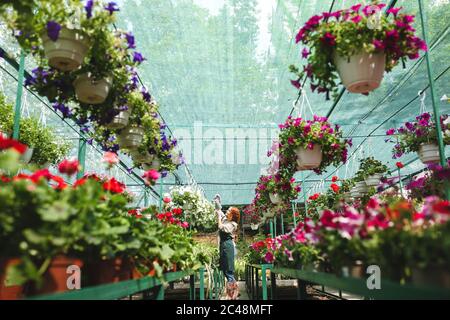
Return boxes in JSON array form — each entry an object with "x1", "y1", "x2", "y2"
[
  {"x1": 433, "y1": 201, "x2": 450, "y2": 215},
  {"x1": 330, "y1": 183, "x2": 340, "y2": 193},
  {"x1": 58, "y1": 159, "x2": 80, "y2": 176},
  {"x1": 332, "y1": 176, "x2": 339, "y2": 182},
  {"x1": 0, "y1": 136, "x2": 27, "y2": 154},
  {"x1": 396, "y1": 162, "x2": 404, "y2": 169},
  {"x1": 103, "y1": 177, "x2": 125, "y2": 194},
  {"x1": 143, "y1": 169, "x2": 160, "y2": 185},
  {"x1": 50, "y1": 175, "x2": 68, "y2": 190},
  {"x1": 172, "y1": 208, "x2": 183, "y2": 215},
  {"x1": 309, "y1": 193, "x2": 320, "y2": 201},
  {"x1": 163, "y1": 197, "x2": 171, "y2": 203},
  {"x1": 74, "y1": 177, "x2": 88, "y2": 187},
  {"x1": 30, "y1": 169, "x2": 53, "y2": 183}
]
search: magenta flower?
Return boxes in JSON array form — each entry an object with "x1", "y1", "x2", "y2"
[
  {"x1": 301, "y1": 47, "x2": 310, "y2": 58},
  {"x1": 264, "y1": 251, "x2": 274, "y2": 263},
  {"x1": 351, "y1": 15, "x2": 362, "y2": 23},
  {"x1": 373, "y1": 39, "x2": 385, "y2": 50},
  {"x1": 295, "y1": 28, "x2": 306, "y2": 43},
  {"x1": 386, "y1": 128, "x2": 395, "y2": 135},
  {"x1": 387, "y1": 7, "x2": 402, "y2": 17},
  {"x1": 320, "y1": 32, "x2": 336, "y2": 46},
  {"x1": 290, "y1": 79, "x2": 301, "y2": 89},
  {"x1": 350, "y1": 4, "x2": 362, "y2": 12}
]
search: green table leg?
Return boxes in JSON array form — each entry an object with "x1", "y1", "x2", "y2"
[
  {"x1": 189, "y1": 274, "x2": 195, "y2": 300},
  {"x1": 255, "y1": 269, "x2": 259, "y2": 300},
  {"x1": 155, "y1": 285, "x2": 165, "y2": 300},
  {"x1": 270, "y1": 270, "x2": 276, "y2": 300},
  {"x1": 261, "y1": 266, "x2": 268, "y2": 300},
  {"x1": 199, "y1": 267, "x2": 205, "y2": 300}
]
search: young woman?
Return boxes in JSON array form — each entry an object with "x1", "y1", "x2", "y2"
[{"x1": 217, "y1": 206, "x2": 240, "y2": 300}]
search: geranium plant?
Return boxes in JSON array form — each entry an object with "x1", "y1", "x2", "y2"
[
  {"x1": 278, "y1": 115, "x2": 351, "y2": 174},
  {"x1": 290, "y1": 3, "x2": 427, "y2": 99}
]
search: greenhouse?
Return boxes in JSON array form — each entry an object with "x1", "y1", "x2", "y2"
[{"x1": 0, "y1": 0, "x2": 449, "y2": 303}]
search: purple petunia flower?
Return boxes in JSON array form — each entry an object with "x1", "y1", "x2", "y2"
[
  {"x1": 85, "y1": 0, "x2": 94, "y2": 19},
  {"x1": 125, "y1": 32, "x2": 136, "y2": 49},
  {"x1": 53, "y1": 102, "x2": 71, "y2": 118},
  {"x1": 133, "y1": 52, "x2": 145, "y2": 63},
  {"x1": 301, "y1": 47, "x2": 309, "y2": 58},
  {"x1": 104, "y1": 2, "x2": 119, "y2": 15},
  {"x1": 46, "y1": 21, "x2": 62, "y2": 42},
  {"x1": 386, "y1": 128, "x2": 395, "y2": 135}
]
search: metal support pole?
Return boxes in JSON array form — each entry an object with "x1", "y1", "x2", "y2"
[
  {"x1": 269, "y1": 219, "x2": 274, "y2": 239},
  {"x1": 155, "y1": 285, "x2": 165, "y2": 300},
  {"x1": 270, "y1": 270, "x2": 277, "y2": 300},
  {"x1": 199, "y1": 267, "x2": 205, "y2": 300},
  {"x1": 159, "y1": 178, "x2": 164, "y2": 210},
  {"x1": 189, "y1": 274, "x2": 195, "y2": 300},
  {"x1": 255, "y1": 268, "x2": 259, "y2": 300},
  {"x1": 418, "y1": 0, "x2": 449, "y2": 200},
  {"x1": 12, "y1": 51, "x2": 25, "y2": 140},
  {"x1": 273, "y1": 216, "x2": 277, "y2": 237},
  {"x1": 261, "y1": 265, "x2": 268, "y2": 300},
  {"x1": 76, "y1": 135, "x2": 87, "y2": 180},
  {"x1": 297, "y1": 279, "x2": 307, "y2": 300},
  {"x1": 280, "y1": 212, "x2": 285, "y2": 234},
  {"x1": 292, "y1": 202, "x2": 297, "y2": 226},
  {"x1": 144, "y1": 190, "x2": 148, "y2": 207}
]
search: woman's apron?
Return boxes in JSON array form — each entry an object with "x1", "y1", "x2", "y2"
[{"x1": 219, "y1": 230, "x2": 235, "y2": 272}]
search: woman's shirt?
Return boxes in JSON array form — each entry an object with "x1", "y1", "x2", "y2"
[{"x1": 219, "y1": 221, "x2": 238, "y2": 235}]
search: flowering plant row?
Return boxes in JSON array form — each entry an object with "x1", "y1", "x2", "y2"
[
  {"x1": 406, "y1": 162, "x2": 450, "y2": 201},
  {"x1": 251, "y1": 195, "x2": 450, "y2": 284},
  {"x1": 290, "y1": 3, "x2": 427, "y2": 99},
  {"x1": 0, "y1": 139, "x2": 204, "y2": 294}
]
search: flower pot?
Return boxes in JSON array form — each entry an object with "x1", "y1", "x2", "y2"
[
  {"x1": 350, "y1": 186, "x2": 361, "y2": 198},
  {"x1": 118, "y1": 126, "x2": 144, "y2": 150},
  {"x1": 42, "y1": 27, "x2": 90, "y2": 72},
  {"x1": 86, "y1": 258, "x2": 133, "y2": 286},
  {"x1": 295, "y1": 145, "x2": 322, "y2": 170},
  {"x1": 355, "y1": 181, "x2": 367, "y2": 194},
  {"x1": 269, "y1": 193, "x2": 282, "y2": 204},
  {"x1": 73, "y1": 73, "x2": 112, "y2": 105},
  {"x1": 418, "y1": 143, "x2": 441, "y2": 164},
  {"x1": 364, "y1": 173, "x2": 382, "y2": 187},
  {"x1": 333, "y1": 51, "x2": 386, "y2": 93},
  {"x1": 32, "y1": 256, "x2": 84, "y2": 295},
  {"x1": 20, "y1": 147, "x2": 34, "y2": 164},
  {"x1": 143, "y1": 158, "x2": 161, "y2": 171},
  {"x1": 107, "y1": 108, "x2": 132, "y2": 130},
  {"x1": 250, "y1": 223, "x2": 259, "y2": 230},
  {"x1": 412, "y1": 266, "x2": 450, "y2": 289},
  {"x1": 263, "y1": 211, "x2": 275, "y2": 218},
  {"x1": 0, "y1": 258, "x2": 23, "y2": 300},
  {"x1": 341, "y1": 261, "x2": 364, "y2": 279}
]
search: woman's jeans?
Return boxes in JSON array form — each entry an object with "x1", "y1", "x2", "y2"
[{"x1": 224, "y1": 270, "x2": 236, "y2": 283}]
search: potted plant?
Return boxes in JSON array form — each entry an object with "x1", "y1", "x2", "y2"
[
  {"x1": 290, "y1": 3, "x2": 427, "y2": 99},
  {"x1": 278, "y1": 115, "x2": 351, "y2": 174},
  {"x1": 406, "y1": 164, "x2": 450, "y2": 201},
  {"x1": 386, "y1": 112, "x2": 449, "y2": 164},
  {"x1": 359, "y1": 157, "x2": 388, "y2": 187}
]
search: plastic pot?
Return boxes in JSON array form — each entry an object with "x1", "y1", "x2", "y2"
[
  {"x1": 107, "y1": 108, "x2": 132, "y2": 130},
  {"x1": 350, "y1": 186, "x2": 361, "y2": 198},
  {"x1": 364, "y1": 173, "x2": 382, "y2": 187},
  {"x1": 355, "y1": 181, "x2": 368, "y2": 194},
  {"x1": 334, "y1": 51, "x2": 386, "y2": 93},
  {"x1": 73, "y1": 73, "x2": 112, "y2": 105},
  {"x1": 86, "y1": 258, "x2": 133, "y2": 286},
  {"x1": 130, "y1": 151, "x2": 151, "y2": 164},
  {"x1": 42, "y1": 27, "x2": 90, "y2": 72},
  {"x1": 143, "y1": 158, "x2": 161, "y2": 171},
  {"x1": 0, "y1": 258, "x2": 23, "y2": 300},
  {"x1": 20, "y1": 147, "x2": 34, "y2": 164},
  {"x1": 118, "y1": 126, "x2": 144, "y2": 150},
  {"x1": 418, "y1": 143, "x2": 441, "y2": 164},
  {"x1": 295, "y1": 144, "x2": 322, "y2": 170},
  {"x1": 269, "y1": 193, "x2": 282, "y2": 204}
]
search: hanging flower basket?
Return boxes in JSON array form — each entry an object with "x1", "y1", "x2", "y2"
[
  {"x1": 130, "y1": 151, "x2": 151, "y2": 164},
  {"x1": 269, "y1": 193, "x2": 282, "y2": 204},
  {"x1": 295, "y1": 144, "x2": 323, "y2": 170},
  {"x1": 418, "y1": 143, "x2": 440, "y2": 164},
  {"x1": 350, "y1": 186, "x2": 361, "y2": 198},
  {"x1": 42, "y1": 28, "x2": 90, "y2": 72},
  {"x1": 20, "y1": 147, "x2": 34, "y2": 164},
  {"x1": 355, "y1": 181, "x2": 367, "y2": 194},
  {"x1": 107, "y1": 107, "x2": 132, "y2": 130},
  {"x1": 250, "y1": 223, "x2": 259, "y2": 230},
  {"x1": 364, "y1": 173, "x2": 383, "y2": 187},
  {"x1": 142, "y1": 158, "x2": 161, "y2": 171},
  {"x1": 118, "y1": 126, "x2": 144, "y2": 150},
  {"x1": 73, "y1": 73, "x2": 112, "y2": 105},
  {"x1": 333, "y1": 52, "x2": 386, "y2": 94},
  {"x1": 263, "y1": 210, "x2": 275, "y2": 218}
]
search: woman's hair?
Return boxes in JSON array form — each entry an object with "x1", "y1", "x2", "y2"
[{"x1": 227, "y1": 207, "x2": 240, "y2": 223}]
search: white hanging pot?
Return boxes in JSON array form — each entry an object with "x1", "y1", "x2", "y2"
[
  {"x1": 350, "y1": 186, "x2": 361, "y2": 198},
  {"x1": 73, "y1": 73, "x2": 112, "y2": 105},
  {"x1": 42, "y1": 27, "x2": 90, "y2": 72},
  {"x1": 118, "y1": 126, "x2": 144, "y2": 150},
  {"x1": 263, "y1": 210, "x2": 275, "y2": 218},
  {"x1": 20, "y1": 147, "x2": 34, "y2": 164},
  {"x1": 418, "y1": 143, "x2": 440, "y2": 164},
  {"x1": 142, "y1": 158, "x2": 161, "y2": 171},
  {"x1": 250, "y1": 223, "x2": 259, "y2": 230},
  {"x1": 107, "y1": 107, "x2": 132, "y2": 130},
  {"x1": 295, "y1": 144, "x2": 322, "y2": 170},
  {"x1": 269, "y1": 193, "x2": 282, "y2": 204},
  {"x1": 333, "y1": 51, "x2": 386, "y2": 94},
  {"x1": 355, "y1": 181, "x2": 368, "y2": 194},
  {"x1": 364, "y1": 173, "x2": 382, "y2": 187}
]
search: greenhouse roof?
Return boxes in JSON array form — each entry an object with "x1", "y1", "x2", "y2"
[{"x1": 1, "y1": 0, "x2": 449, "y2": 205}]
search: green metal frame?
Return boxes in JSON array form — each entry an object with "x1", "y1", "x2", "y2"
[
  {"x1": 268, "y1": 267, "x2": 450, "y2": 300},
  {"x1": 245, "y1": 264, "x2": 273, "y2": 300},
  {"x1": 29, "y1": 270, "x2": 200, "y2": 300}
]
